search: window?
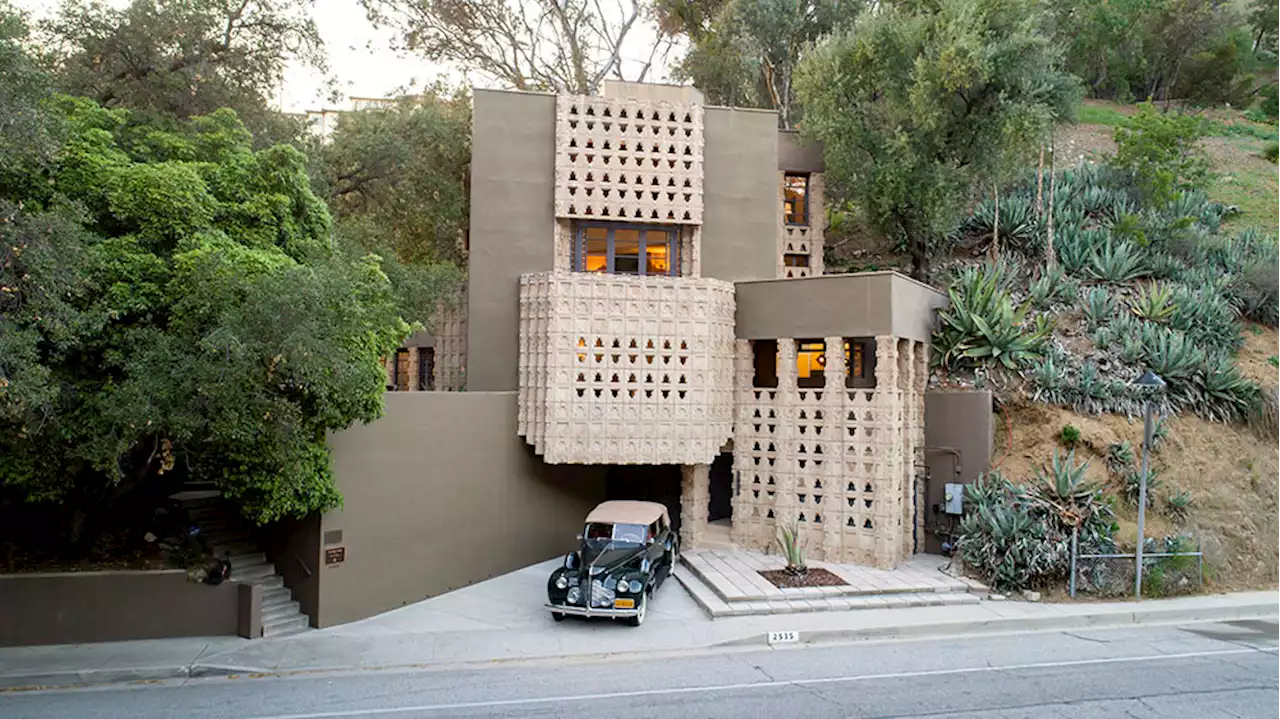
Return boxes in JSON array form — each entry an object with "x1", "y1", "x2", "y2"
[
  {"x1": 394, "y1": 349, "x2": 410, "y2": 391},
  {"x1": 796, "y1": 339, "x2": 826, "y2": 389},
  {"x1": 418, "y1": 347, "x2": 435, "y2": 391},
  {"x1": 752, "y1": 340, "x2": 779, "y2": 388},
  {"x1": 574, "y1": 223, "x2": 678, "y2": 276},
  {"x1": 783, "y1": 174, "x2": 809, "y2": 225},
  {"x1": 783, "y1": 253, "x2": 810, "y2": 268},
  {"x1": 844, "y1": 338, "x2": 877, "y2": 389}
]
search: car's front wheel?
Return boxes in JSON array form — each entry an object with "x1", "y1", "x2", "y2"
[
  {"x1": 627, "y1": 593, "x2": 647, "y2": 627},
  {"x1": 551, "y1": 611, "x2": 566, "y2": 622}
]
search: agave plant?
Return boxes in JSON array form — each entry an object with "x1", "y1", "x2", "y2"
[
  {"x1": 1054, "y1": 226, "x2": 1095, "y2": 276},
  {"x1": 1029, "y1": 266, "x2": 1073, "y2": 309},
  {"x1": 1199, "y1": 353, "x2": 1261, "y2": 423},
  {"x1": 1106, "y1": 441, "x2": 1135, "y2": 474},
  {"x1": 936, "y1": 265, "x2": 1053, "y2": 370},
  {"x1": 1163, "y1": 190, "x2": 1211, "y2": 223},
  {"x1": 1122, "y1": 468, "x2": 1163, "y2": 508},
  {"x1": 1164, "y1": 489, "x2": 1193, "y2": 522},
  {"x1": 1142, "y1": 325, "x2": 1204, "y2": 385},
  {"x1": 1131, "y1": 282, "x2": 1176, "y2": 322},
  {"x1": 1146, "y1": 251, "x2": 1184, "y2": 280},
  {"x1": 776, "y1": 520, "x2": 807, "y2": 575},
  {"x1": 1030, "y1": 353, "x2": 1067, "y2": 405},
  {"x1": 1070, "y1": 361, "x2": 1112, "y2": 414},
  {"x1": 1169, "y1": 285, "x2": 1242, "y2": 353},
  {"x1": 1082, "y1": 287, "x2": 1117, "y2": 329},
  {"x1": 1089, "y1": 239, "x2": 1149, "y2": 282}
]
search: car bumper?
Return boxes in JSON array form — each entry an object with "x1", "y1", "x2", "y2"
[{"x1": 545, "y1": 602, "x2": 639, "y2": 618}]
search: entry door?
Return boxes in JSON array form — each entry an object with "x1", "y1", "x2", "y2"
[{"x1": 707, "y1": 453, "x2": 733, "y2": 522}]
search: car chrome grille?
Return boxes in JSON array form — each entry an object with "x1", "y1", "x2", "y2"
[{"x1": 590, "y1": 579, "x2": 614, "y2": 608}]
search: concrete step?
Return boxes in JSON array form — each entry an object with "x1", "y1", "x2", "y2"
[
  {"x1": 233, "y1": 563, "x2": 276, "y2": 582},
  {"x1": 262, "y1": 614, "x2": 310, "y2": 638},
  {"x1": 240, "y1": 574, "x2": 284, "y2": 589},
  {"x1": 209, "y1": 540, "x2": 259, "y2": 557},
  {"x1": 262, "y1": 586, "x2": 292, "y2": 606},
  {"x1": 228, "y1": 552, "x2": 267, "y2": 570},
  {"x1": 262, "y1": 600, "x2": 301, "y2": 623}
]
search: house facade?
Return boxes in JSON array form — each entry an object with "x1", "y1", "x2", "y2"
[{"x1": 380, "y1": 81, "x2": 950, "y2": 571}]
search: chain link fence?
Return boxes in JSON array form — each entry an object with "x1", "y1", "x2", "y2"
[{"x1": 1070, "y1": 533, "x2": 1203, "y2": 598}]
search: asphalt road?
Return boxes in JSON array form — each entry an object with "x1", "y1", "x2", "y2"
[{"x1": 1, "y1": 620, "x2": 1276, "y2": 719}]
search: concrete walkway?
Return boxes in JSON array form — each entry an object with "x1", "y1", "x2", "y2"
[{"x1": 0, "y1": 557, "x2": 1274, "y2": 691}]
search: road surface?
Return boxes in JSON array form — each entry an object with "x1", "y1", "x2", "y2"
[{"x1": 1, "y1": 620, "x2": 1275, "y2": 718}]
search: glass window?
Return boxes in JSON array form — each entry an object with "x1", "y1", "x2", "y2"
[
  {"x1": 394, "y1": 349, "x2": 410, "y2": 391},
  {"x1": 784, "y1": 253, "x2": 810, "y2": 267},
  {"x1": 418, "y1": 347, "x2": 435, "y2": 391},
  {"x1": 613, "y1": 229, "x2": 641, "y2": 275},
  {"x1": 784, "y1": 174, "x2": 809, "y2": 225},
  {"x1": 574, "y1": 224, "x2": 677, "y2": 276},
  {"x1": 844, "y1": 338, "x2": 876, "y2": 388},
  {"x1": 796, "y1": 339, "x2": 825, "y2": 389}
]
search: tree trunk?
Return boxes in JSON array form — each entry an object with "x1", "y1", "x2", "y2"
[
  {"x1": 990, "y1": 184, "x2": 1000, "y2": 261},
  {"x1": 1046, "y1": 137, "x2": 1057, "y2": 270},
  {"x1": 1035, "y1": 146, "x2": 1045, "y2": 218}
]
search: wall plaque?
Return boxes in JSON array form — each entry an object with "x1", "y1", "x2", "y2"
[{"x1": 325, "y1": 546, "x2": 346, "y2": 566}]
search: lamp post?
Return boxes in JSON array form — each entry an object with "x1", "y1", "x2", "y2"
[{"x1": 1133, "y1": 369, "x2": 1166, "y2": 599}]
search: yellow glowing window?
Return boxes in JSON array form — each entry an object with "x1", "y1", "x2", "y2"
[
  {"x1": 796, "y1": 339, "x2": 826, "y2": 388},
  {"x1": 784, "y1": 174, "x2": 809, "y2": 225},
  {"x1": 574, "y1": 223, "x2": 677, "y2": 276},
  {"x1": 583, "y1": 227, "x2": 608, "y2": 272},
  {"x1": 645, "y1": 231, "x2": 670, "y2": 274}
]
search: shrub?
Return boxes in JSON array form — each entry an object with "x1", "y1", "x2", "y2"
[
  {"x1": 1265, "y1": 141, "x2": 1278, "y2": 164},
  {"x1": 1131, "y1": 282, "x2": 1176, "y2": 322},
  {"x1": 1089, "y1": 239, "x2": 1149, "y2": 282},
  {"x1": 935, "y1": 263, "x2": 1053, "y2": 370},
  {"x1": 1110, "y1": 103, "x2": 1211, "y2": 205},
  {"x1": 1082, "y1": 287, "x2": 1116, "y2": 329},
  {"x1": 1059, "y1": 424, "x2": 1081, "y2": 446}
]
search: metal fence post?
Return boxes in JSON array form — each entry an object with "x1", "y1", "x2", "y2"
[
  {"x1": 1070, "y1": 525, "x2": 1078, "y2": 598},
  {"x1": 1134, "y1": 400, "x2": 1153, "y2": 599}
]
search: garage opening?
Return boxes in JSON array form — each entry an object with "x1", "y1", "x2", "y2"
[{"x1": 604, "y1": 465, "x2": 683, "y2": 535}]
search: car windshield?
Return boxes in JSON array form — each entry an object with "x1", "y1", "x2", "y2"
[{"x1": 584, "y1": 522, "x2": 648, "y2": 545}]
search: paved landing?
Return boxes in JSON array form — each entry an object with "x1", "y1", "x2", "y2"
[{"x1": 680, "y1": 548, "x2": 987, "y2": 617}]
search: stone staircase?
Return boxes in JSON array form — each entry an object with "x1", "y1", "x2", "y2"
[{"x1": 171, "y1": 484, "x2": 311, "y2": 638}]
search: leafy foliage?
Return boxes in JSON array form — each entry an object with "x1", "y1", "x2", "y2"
[
  {"x1": 1122, "y1": 468, "x2": 1163, "y2": 508},
  {"x1": 1110, "y1": 104, "x2": 1210, "y2": 205},
  {"x1": 1060, "y1": 424, "x2": 1081, "y2": 446},
  {"x1": 795, "y1": 0, "x2": 1079, "y2": 280}
]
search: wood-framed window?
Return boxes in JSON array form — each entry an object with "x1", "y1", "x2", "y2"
[
  {"x1": 783, "y1": 253, "x2": 810, "y2": 268},
  {"x1": 573, "y1": 222, "x2": 679, "y2": 276},
  {"x1": 783, "y1": 173, "x2": 809, "y2": 226},
  {"x1": 844, "y1": 338, "x2": 877, "y2": 389}
]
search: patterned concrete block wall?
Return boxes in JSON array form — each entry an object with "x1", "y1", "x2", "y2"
[
  {"x1": 729, "y1": 336, "x2": 928, "y2": 569},
  {"x1": 778, "y1": 172, "x2": 825, "y2": 278},
  {"x1": 554, "y1": 95, "x2": 704, "y2": 225},
  {"x1": 517, "y1": 271, "x2": 735, "y2": 465},
  {"x1": 433, "y1": 304, "x2": 468, "y2": 391}
]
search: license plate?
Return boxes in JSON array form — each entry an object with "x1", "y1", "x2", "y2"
[{"x1": 613, "y1": 598, "x2": 635, "y2": 609}]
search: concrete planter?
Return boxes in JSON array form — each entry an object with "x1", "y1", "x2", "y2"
[{"x1": 0, "y1": 569, "x2": 261, "y2": 647}]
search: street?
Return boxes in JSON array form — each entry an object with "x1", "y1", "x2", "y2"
[{"x1": 1, "y1": 620, "x2": 1275, "y2": 719}]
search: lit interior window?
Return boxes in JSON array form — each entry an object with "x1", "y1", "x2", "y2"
[
  {"x1": 784, "y1": 174, "x2": 809, "y2": 225},
  {"x1": 796, "y1": 340, "x2": 826, "y2": 382},
  {"x1": 584, "y1": 227, "x2": 608, "y2": 272}
]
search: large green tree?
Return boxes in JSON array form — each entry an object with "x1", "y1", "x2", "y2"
[
  {"x1": 37, "y1": 0, "x2": 325, "y2": 144},
  {"x1": 796, "y1": 0, "x2": 1079, "y2": 280},
  {"x1": 0, "y1": 92, "x2": 409, "y2": 543},
  {"x1": 667, "y1": 0, "x2": 852, "y2": 127}
]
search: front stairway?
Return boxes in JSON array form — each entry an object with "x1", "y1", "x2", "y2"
[{"x1": 170, "y1": 484, "x2": 311, "y2": 638}]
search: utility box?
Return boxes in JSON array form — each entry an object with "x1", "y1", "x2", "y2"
[{"x1": 943, "y1": 483, "x2": 964, "y2": 515}]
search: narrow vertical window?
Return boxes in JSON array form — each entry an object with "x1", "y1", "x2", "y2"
[
  {"x1": 784, "y1": 174, "x2": 809, "y2": 225},
  {"x1": 796, "y1": 339, "x2": 826, "y2": 388},
  {"x1": 844, "y1": 338, "x2": 877, "y2": 389},
  {"x1": 394, "y1": 349, "x2": 410, "y2": 391},
  {"x1": 752, "y1": 339, "x2": 779, "y2": 388},
  {"x1": 418, "y1": 347, "x2": 435, "y2": 391}
]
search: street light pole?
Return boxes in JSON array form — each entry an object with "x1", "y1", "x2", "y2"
[{"x1": 1133, "y1": 370, "x2": 1166, "y2": 600}]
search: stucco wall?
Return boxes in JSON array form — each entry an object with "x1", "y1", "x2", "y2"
[
  {"x1": 700, "y1": 107, "x2": 779, "y2": 283},
  {"x1": 923, "y1": 390, "x2": 994, "y2": 553},
  {"x1": 0, "y1": 570, "x2": 246, "y2": 646},
  {"x1": 734, "y1": 272, "x2": 947, "y2": 343},
  {"x1": 467, "y1": 90, "x2": 558, "y2": 391},
  {"x1": 319, "y1": 392, "x2": 605, "y2": 627}
]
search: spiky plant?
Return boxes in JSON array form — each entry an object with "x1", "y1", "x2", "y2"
[
  {"x1": 1199, "y1": 353, "x2": 1261, "y2": 423},
  {"x1": 1146, "y1": 251, "x2": 1184, "y2": 280},
  {"x1": 1169, "y1": 285, "x2": 1242, "y2": 354},
  {"x1": 1142, "y1": 326, "x2": 1204, "y2": 388},
  {"x1": 1107, "y1": 441, "x2": 1135, "y2": 474},
  {"x1": 1122, "y1": 468, "x2": 1163, "y2": 508},
  {"x1": 1055, "y1": 226, "x2": 1095, "y2": 275},
  {"x1": 1131, "y1": 282, "x2": 1176, "y2": 322},
  {"x1": 935, "y1": 264, "x2": 1053, "y2": 370},
  {"x1": 776, "y1": 520, "x2": 807, "y2": 575},
  {"x1": 1071, "y1": 361, "x2": 1112, "y2": 415},
  {"x1": 1031, "y1": 353, "x2": 1067, "y2": 405},
  {"x1": 1082, "y1": 287, "x2": 1117, "y2": 329},
  {"x1": 1164, "y1": 489, "x2": 1193, "y2": 522},
  {"x1": 1029, "y1": 266, "x2": 1073, "y2": 309},
  {"x1": 1089, "y1": 239, "x2": 1149, "y2": 282}
]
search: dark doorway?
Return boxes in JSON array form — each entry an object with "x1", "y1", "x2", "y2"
[
  {"x1": 708, "y1": 453, "x2": 733, "y2": 522},
  {"x1": 605, "y1": 465, "x2": 683, "y2": 535}
]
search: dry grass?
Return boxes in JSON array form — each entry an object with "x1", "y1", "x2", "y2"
[{"x1": 997, "y1": 401, "x2": 1279, "y2": 592}]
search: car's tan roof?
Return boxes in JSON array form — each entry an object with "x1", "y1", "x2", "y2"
[{"x1": 585, "y1": 500, "x2": 669, "y2": 526}]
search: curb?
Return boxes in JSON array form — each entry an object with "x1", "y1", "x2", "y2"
[
  {"x1": 0, "y1": 665, "x2": 193, "y2": 692},
  {"x1": 711, "y1": 599, "x2": 1280, "y2": 648}
]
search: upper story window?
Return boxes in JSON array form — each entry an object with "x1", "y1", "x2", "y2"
[
  {"x1": 783, "y1": 173, "x2": 809, "y2": 226},
  {"x1": 574, "y1": 223, "x2": 678, "y2": 277}
]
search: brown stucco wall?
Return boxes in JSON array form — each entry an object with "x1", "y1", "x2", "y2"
[
  {"x1": 777, "y1": 130, "x2": 824, "y2": 173},
  {"x1": 734, "y1": 272, "x2": 946, "y2": 342},
  {"x1": 0, "y1": 570, "x2": 245, "y2": 647},
  {"x1": 261, "y1": 513, "x2": 321, "y2": 626},
  {"x1": 318, "y1": 392, "x2": 606, "y2": 627},
  {"x1": 700, "y1": 107, "x2": 779, "y2": 283},
  {"x1": 923, "y1": 390, "x2": 994, "y2": 553},
  {"x1": 466, "y1": 90, "x2": 557, "y2": 391}
]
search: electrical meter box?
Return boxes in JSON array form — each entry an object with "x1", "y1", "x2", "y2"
[{"x1": 943, "y1": 483, "x2": 964, "y2": 515}]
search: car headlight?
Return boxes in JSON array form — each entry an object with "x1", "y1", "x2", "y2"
[
  {"x1": 629, "y1": 580, "x2": 643, "y2": 593},
  {"x1": 566, "y1": 586, "x2": 581, "y2": 604},
  {"x1": 555, "y1": 575, "x2": 568, "y2": 590}
]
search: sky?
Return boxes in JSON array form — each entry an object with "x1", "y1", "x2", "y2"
[{"x1": 15, "y1": 0, "x2": 680, "y2": 114}]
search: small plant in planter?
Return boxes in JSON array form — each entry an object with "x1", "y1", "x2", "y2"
[
  {"x1": 776, "y1": 520, "x2": 807, "y2": 576},
  {"x1": 1060, "y1": 424, "x2": 1081, "y2": 447}
]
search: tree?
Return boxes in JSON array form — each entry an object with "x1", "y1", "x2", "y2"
[
  {"x1": 1, "y1": 97, "x2": 410, "y2": 544},
  {"x1": 360, "y1": 0, "x2": 673, "y2": 94},
  {"x1": 796, "y1": 0, "x2": 1079, "y2": 281},
  {"x1": 0, "y1": 5, "x2": 61, "y2": 201},
  {"x1": 667, "y1": 0, "x2": 852, "y2": 127},
  {"x1": 1109, "y1": 103, "x2": 1210, "y2": 205},
  {"x1": 37, "y1": 0, "x2": 325, "y2": 144}
]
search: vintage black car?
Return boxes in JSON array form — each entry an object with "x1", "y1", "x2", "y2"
[{"x1": 546, "y1": 500, "x2": 678, "y2": 626}]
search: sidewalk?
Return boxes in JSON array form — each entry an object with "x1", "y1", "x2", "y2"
[{"x1": 1, "y1": 558, "x2": 1274, "y2": 691}]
